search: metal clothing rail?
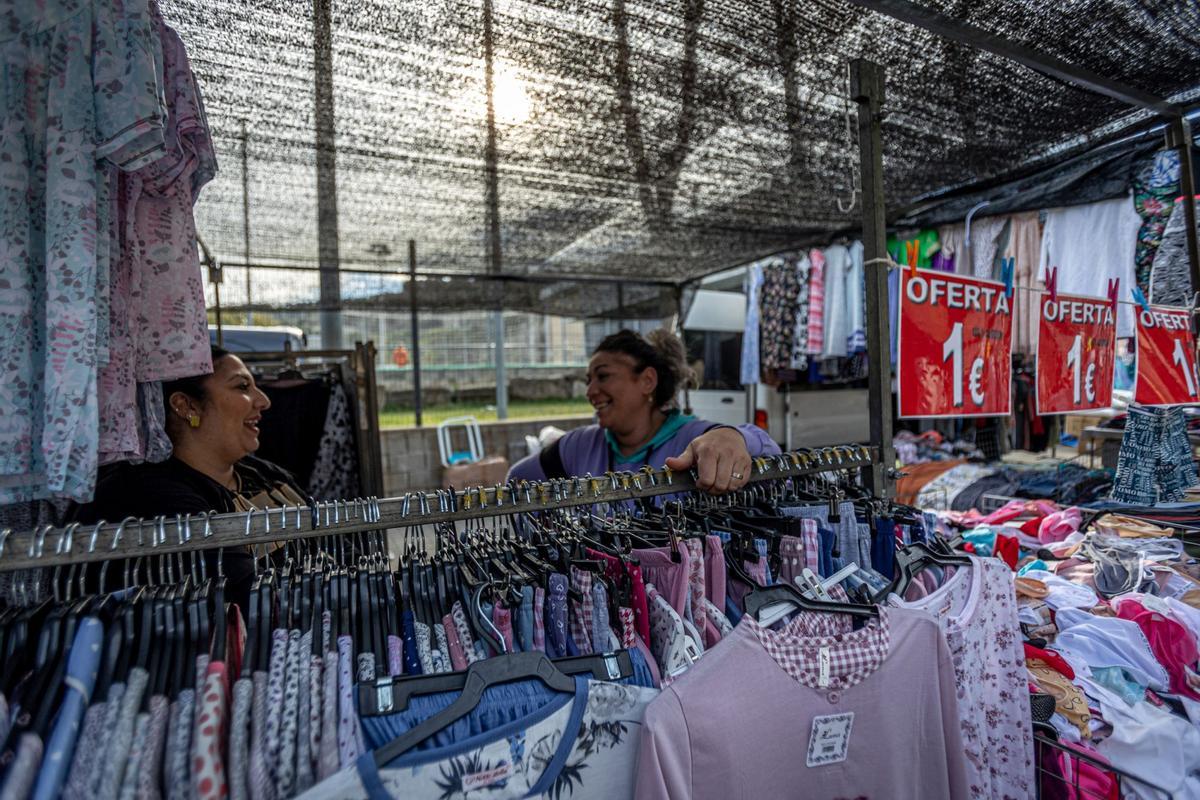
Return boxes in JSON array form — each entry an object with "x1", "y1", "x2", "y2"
[{"x1": 0, "y1": 445, "x2": 877, "y2": 573}]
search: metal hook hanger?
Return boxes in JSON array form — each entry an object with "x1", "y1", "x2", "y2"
[
  {"x1": 106, "y1": 516, "x2": 134, "y2": 591},
  {"x1": 155, "y1": 515, "x2": 170, "y2": 586},
  {"x1": 174, "y1": 513, "x2": 189, "y2": 585},
  {"x1": 30, "y1": 524, "x2": 53, "y2": 560},
  {"x1": 53, "y1": 522, "x2": 79, "y2": 602}
]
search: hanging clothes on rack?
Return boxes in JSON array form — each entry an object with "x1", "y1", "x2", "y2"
[
  {"x1": 1002, "y1": 211, "x2": 1044, "y2": 355},
  {"x1": 1038, "y1": 196, "x2": 1141, "y2": 338},
  {"x1": 254, "y1": 375, "x2": 334, "y2": 493},
  {"x1": 308, "y1": 382, "x2": 361, "y2": 502},
  {"x1": 1148, "y1": 195, "x2": 1200, "y2": 308},
  {"x1": 238, "y1": 351, "x2": 373, "y2": 500},
  {"x1": 634, "y1": 607, "x2": 971, "y2": 800},
  {"x1": 1133, "y1": 149, "x2": 1181, "y2": 295},
  {"x1": 805, "y1": 248, "x2": 826, "y2": 359},
  {"x1": 1, "y1": 0, "x2": 174, "y2": 503},
  {"x1": 739, "y1": 263, "x2": 764, "y2": 386},
  {"x1": 98, "y1": 3, "x2": 217, "y2": 469},
  {"x1": 757, "y1": 256, "x2": 801, "y2": 377},
  {"x1": 0, "y1": 449, "x2": 1041, "y2": 800},
  {"x1": 821, "y1": 244, "x2": 851, "y2": 359}
]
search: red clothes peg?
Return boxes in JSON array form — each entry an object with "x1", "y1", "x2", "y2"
[
  {"x1": 1107, "y1": 278, "x2": 1121, "y2": 317},
  {"x1": 1045, "y1": 266, "x2": 1058, "y2": 304}
]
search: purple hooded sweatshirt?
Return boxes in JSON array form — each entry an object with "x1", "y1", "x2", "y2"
[{"x1": 508, "y1": 419, "x2": 780, "y2": 482}]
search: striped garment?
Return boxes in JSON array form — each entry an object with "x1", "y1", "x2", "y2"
[{"x1": 806, "y1": 248, "x2": 825, "y2": 355}]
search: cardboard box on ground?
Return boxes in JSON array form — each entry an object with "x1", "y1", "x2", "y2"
[{"x1": 441, "y1": 456, "x2": 509, "y2": 490}]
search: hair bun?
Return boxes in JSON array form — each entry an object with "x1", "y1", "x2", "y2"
[{"x1": 645, "y1": 328, "x2": 697, "y2": 392}]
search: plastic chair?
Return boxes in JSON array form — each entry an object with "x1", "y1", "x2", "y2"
[{"x1": 437, "y1": 416, "x2": 484, "y2": 468}]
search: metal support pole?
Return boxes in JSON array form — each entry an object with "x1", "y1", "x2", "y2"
[
  {"x1": 408, "y1": 240, "x2": 423, "y2": 427},
  {"x1": 782, "y1": 383, "x2": 792, "y2": 451},
  {"x1": 851, "y1": 59, "x2": 895, "y2": 496},
  {"x1": 198, "y1": 234, "x2": 223, "y2": 347},
  {"x1": 313, "y1": 0, "x2": 343, "y2": 349},
  {"x1": 212, "y1": 281, "x2": 223, "y2": 347},
  {"x1": 1167, "y1": 119, "x2": 1200, "y2": 294},
  {"x1": 674, "y1": 285, "x2": 692, "y2": 413},
  {"x1": 482, "y1": 0, "x2": 508, "y2": 421},
  {"x1": 482, "y1": 0, "x2": 502, "y2": 282},
  {"x1": 240, "y1": 121, "x2": 252, "y2": 325},
  {"x1": 494, "y1": 310, "x2": 508, "y2": 420}
]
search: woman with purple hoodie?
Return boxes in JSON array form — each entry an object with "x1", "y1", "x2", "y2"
[{"x1": 509, "y1": 329, "x2": 779, "y2": 494}]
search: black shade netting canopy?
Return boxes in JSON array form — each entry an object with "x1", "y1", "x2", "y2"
[{"x1": 167, "y1": 0, "x2": 1200, "y2": 315}]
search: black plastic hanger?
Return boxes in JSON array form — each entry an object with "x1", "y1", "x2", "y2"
[
  {"x1": 147, "y1": 586, "x2": 169, "y2": 698},
  {"x1": 728, "y1": 540, "x2": 879, "y2": 620},
  {"x1": 358, "y1": 649, "x2": 635, "y2": 716},
  {"x1": 372, "y1": 651, "x2": 575, "y2": 765},
  {"x1": 211, "y1": 557, "x2": 227, "y2": 664},
  {"x1": 878, "y1": 542, "x2": 971, "y2": 602}
]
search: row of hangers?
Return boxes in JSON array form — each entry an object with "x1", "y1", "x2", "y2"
[
  {"x1": 370, "y1": 465, "x2": 982, "y2": 761},
  {"x1": 0, "y1": 448, "x2": 896, "y2": 765}
]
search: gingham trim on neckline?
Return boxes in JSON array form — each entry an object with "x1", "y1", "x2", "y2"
[{"x1": 743, "y1": 605, "x2": 892, "y2": 692}]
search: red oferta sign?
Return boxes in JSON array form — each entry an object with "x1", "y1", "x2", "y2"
[
  {"x1": 898, "y1": 270, "x2": 1013, "y2": 418},
  {"x1": 1134, "y1": 304, "x2": 1200, "y2": 407},
  {"x1": 1036, "y1": 292, "x2": 1116, "y2": 414}
]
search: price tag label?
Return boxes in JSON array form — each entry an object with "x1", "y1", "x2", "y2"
[
  {"x1": 1036, "y1": 292, "x2": 1116, "y2": 414},
  {"x1": 1134, "y1": 304, "x2": 1200, "y2": 407},
  {"x1": 898, "y1": 270, "x2": 1013, "y2": 418}
]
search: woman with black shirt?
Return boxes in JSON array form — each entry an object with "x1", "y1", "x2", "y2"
[{"x1": 76, "y1": 347, "x2": 305, "y2": 609}]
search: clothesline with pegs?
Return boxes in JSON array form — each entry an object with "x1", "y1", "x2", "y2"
[
  {"x1": 863, "y1": 256, "x2": 1200, "y2": 317},
  {"x1": 0, "y1": 445, "x2": 878, "y2": 573}
]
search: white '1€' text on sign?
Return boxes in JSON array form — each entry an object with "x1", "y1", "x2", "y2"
[
  {"x1": 1135, "y1": 305, "x2": 1200, "y2": 407},
  {"x1": 1036, "y1": 293, "x2": 1116, "y2": 414},
  {"x1": 897, "y1": 270, "x2": 1014, "y2": 418}
]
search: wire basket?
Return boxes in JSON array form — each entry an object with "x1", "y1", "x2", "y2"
[{"x1": 1034, "y1": 732, "x2": 1174, "y2": 799}]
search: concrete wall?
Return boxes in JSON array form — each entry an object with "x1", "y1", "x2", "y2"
[{"x1": 380, "y1": 415, "x2": 593, "y2": 493}]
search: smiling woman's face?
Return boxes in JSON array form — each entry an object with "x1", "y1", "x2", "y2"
[
  {"x1": 585, "y1": 351, "x2": 658, "y2": 432},
  {"x1": 169, "y1": 354, "x2": 272, "y2": 464}
]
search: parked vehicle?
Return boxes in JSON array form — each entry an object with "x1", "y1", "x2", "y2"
[{"x1": 210, "y1": 325, "x2": 307, "y2": 353}]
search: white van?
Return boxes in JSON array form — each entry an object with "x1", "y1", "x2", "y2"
[
  {"x1": 210, "y1": 325, "x2": 307, "y2": 353},
  {"x1": 682, "y1": 287, "x2": 869, "y2": 449}
]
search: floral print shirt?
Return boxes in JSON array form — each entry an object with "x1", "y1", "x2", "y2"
[
  {"x1": 757, "y1": 255, "x2": 801, "y2": 378},
  {"x1": 298, "y1": 679, "x2": 656, "y2": 800},
  {"x1": 99, "y1": 6, "x2": 216, "y2": 464},
  {"x1": 889, "y1": 556, "x2": 1035, "y2": 800},
  {"x1": 1, "y1": 0, "x2": 167, "y2": 501}
]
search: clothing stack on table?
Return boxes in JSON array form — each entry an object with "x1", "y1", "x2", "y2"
[
  {"x1": 1010, "y1": 513, "x2": 1200, "y2": 799},
  {"x1": 924, "y1": 479, "x2": 1200, "y2": 798}
]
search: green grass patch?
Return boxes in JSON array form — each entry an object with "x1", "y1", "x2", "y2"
[{"x1": 380, "y1": 398, "x2": 593, "y2": 428}]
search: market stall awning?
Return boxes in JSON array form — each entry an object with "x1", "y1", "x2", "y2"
[{"x1": 164, "y1": 0, "x2": 1200, "y2": 312}]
